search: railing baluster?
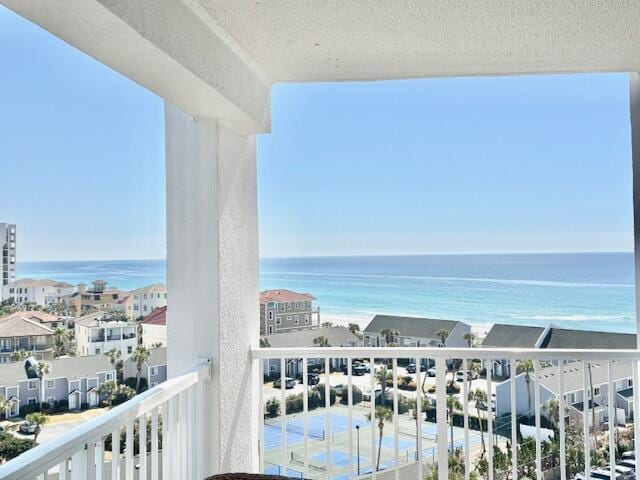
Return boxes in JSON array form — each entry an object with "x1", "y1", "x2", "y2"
[
  {"x1": 416, "y1": 356, "x2": 423, "y2": 478},
  {"x1": 186, "y1": 387, "x2": 195, "y2": 480},
  {"x1": 583, "y1": 360, "x2": 590, "y2": 480},
  {"x1": 347, "y1": 356, "x2": 353, "y2": 479},
  {"x1": 58, "y1": 459, "x2": 68, "y2": 480},
  {"x1": 370, "y1": 355, "x2": 376, "y2": 479},
  {"x1": 534, "y1": 360, "x2": 542, "y2": 480},
  {"x1": 195, "y1": 371, "x2": 205, "y2": 480},
  {"x1": 86, "y1": 440, "x2": 96, "y2": 480},
  {"x1": 511, "y1": 359, "x2": 518, "y2": 480},
  {"x1": 151, "y1": 407, "x2": 159, "y2": 480},
  {"x1": 325, "y1": 356, "x2": 332, "y2": 478},
  {"x1": 258, "y1": 357, "x2": 264, "y2": 475},
  {"x1": 487, "y1": 358, "x2": 493, "y2": 480},
  {"x1": 436, "y1": 357, "x2": 447, "y2": 480},
  {"x1": 170, "y1": 394, "x2": 179, "y2": 479},
  {"x1": 72, "y1": 446, "x2": 87, "y2": 479},
  {"x1": 392, "y1": 358, "x2": 399, "y2": 480},
  {"x1": 558, "y1": 361, "x2": 566, "y2": 480},
  {"x1": 178, "y1": 391, "x2": 187, "y2": 477},
  {"x1": 608, "y1": 361, "x2": 616, "y2": 480},
  {"x1": 462, "y1": 358, "x2": 470, "y2": 480},
  {"x1": 125, "y1": 420, "x2": 134, "y2": 480},
  {"x1": 162, "y1": 402, "x2": 169, "y2": 480},
  {"x1": 111, "y1": 427, "x2": 120, "y2": 480},
  {"x1": 280, "y1": 357, "x2": 286, "y2": 476},
  {"x1": 302, "y1": 356, "x2": 309, "y2": 478},
  {"x1": 139, "y1": 413, "x2": 148, "y2": 480}
]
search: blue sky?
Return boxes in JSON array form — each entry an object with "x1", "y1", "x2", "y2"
[{"x1": 0, "y1": 5, "x2": 634, "y2": 261}]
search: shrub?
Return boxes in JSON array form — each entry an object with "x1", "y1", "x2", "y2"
[
  {"x1": 265, "y1": 398, "x2": 280, "y2": 416},
  {"x1": 0, "y1": 431, "x2": 36, "y2": 461},
  {"x1": 19, "y1": 404, "x2": 40, "y2": 417},
  {"x1": 56, "y1": 399, "x2": 69, "y2": 413},
  {"x1": 80, "y1": 402, "x2": 89, "y2": 410},
  {"x1": 314, "y1": 384, "x2": 337, "y2": 406},
  {"x1": 124, "y1": 376, "x2": 148, "y2": 392},
  {"x1": 339, "y1": 385, "x2": 363, "y2": 405}
]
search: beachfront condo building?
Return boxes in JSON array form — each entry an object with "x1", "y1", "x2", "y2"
[
  {"x1": 74, "y1": 311, "x2": 138, "y2": 359},
  {"x1": 0, "y1": 223, "x2": 16, "y2": 286},
  {"x1": 60, "y1": 280, "x2": 128, "y2": 316},
  {"x1": 259, "y1": 289, "x2": 320, "y2": 335},
  {"x1": 120, "y1": 283, "x2": 168, "y2": 320},
  {"x1": 1, "y1": 278, "x2": 75, "y2": 307}
]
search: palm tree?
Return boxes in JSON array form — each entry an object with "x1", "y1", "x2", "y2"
[
  {"x1": 53, "y1": 327, "x2": 69, "y2": 358},
  {"x1": 517, "y1": 359, "x2": 535, "y2": 414},
  {"x1": 36, "y1": 362, "x2": 51, "y2": 412},
  {"x1": 463, "y1": 332, "x2": 476, "y2": 348},
  {"x1": 347, "y1": 323, "x2": 360, "y2": 335},
  {"x1": 435, "y1": 329, "x2": 449, "y2": 346},
  {"x1": 99, "y1": 380, "x2": 119, "y2": 408},
  {"x1": 313, "y1": 336, "x2": 330, "y2": 347},
  {"x1": 446, "y1": 396, "x2": 462, "y2": 452},
  {"x1": 320, "y1": 321, "x2": 333, "y2": 328},
  {"x1": 25, "y1": 412, "x2": 48, "y2": 443},
  {"x1": 469, "y1": 388, "x2": 488, "y2": 456},
  {"x1": 366, "y1": 405, "x2": 393, "y2": 471},
  {"x1": 0, "y1": 395, "x2": 10, "y2": 420},
  {"x1": 10, "y1": 350, "x2": 29, "y2": 362},
  {"x1": 105, "y1": 348, "x2": 122, "y2": 381},
  {"x1": 375, "y1": 367, "x2": 393, "y2": 406},
  {"x1": 259, "y1": 337, "x2": 270, "y2": 347},
  {"x1": 467, "y1": 360, "x2": 481, "y2": 392},
  {"x1": 543, "y1": 398, "x2": 560, "y2": 425},
  {"x1": 131, "y1": 345, "x2": 151, "y2": 393},
  {"x1": 379, "y1": 328, "x2": 400, "y2": 346}
]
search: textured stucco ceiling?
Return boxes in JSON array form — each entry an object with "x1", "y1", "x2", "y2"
[{"x1": 196, "y1": 0, "x2": 640, "y2": 82}]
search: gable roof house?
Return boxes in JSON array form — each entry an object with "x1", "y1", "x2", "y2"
[
  {"x1": 0, "y1": 313, "x2": 55, "y2": 363},
  {"x1": 0, "y1": 354, "x2": 115, "y2": 417},
  {"x1": 363, "y1": 314, "x2": 471, "y2": 348}
]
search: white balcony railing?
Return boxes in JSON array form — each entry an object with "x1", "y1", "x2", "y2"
[
  {"x1": 253, "y1": 347, "x2": 640, "y2": 480},
  {"x1": 0, "y1": 359, "x2": 211, "y2": 480},
  {"x1": 2, "y1": 347, "x2": 640, "y2": 480}
]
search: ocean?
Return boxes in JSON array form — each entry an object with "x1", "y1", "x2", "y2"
[{"x1": 18, "y1": 252, "x2": 636, "y2": 333}]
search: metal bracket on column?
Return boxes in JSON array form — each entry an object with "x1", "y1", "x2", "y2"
[{"x1": 197, "y1": 355, "x2": 213, "y2": 379}]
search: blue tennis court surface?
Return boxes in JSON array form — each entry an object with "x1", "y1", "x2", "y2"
[
  {"x1": 311, "y1": 450, "x2": 362, "y2": 467},
  {"x1": 264, "y1": 414, "x2": 368, "y2": 450},
  {"x1": 264, "y1": 465, "x2": 304, "y2": 478},
  {"x1": 380, "y1": 436, "x2": 414, "y2": 450}
]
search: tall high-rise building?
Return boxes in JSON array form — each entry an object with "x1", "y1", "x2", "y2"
[{"x1": 0, "y1": 223, "x2": 16, "y2": 286}]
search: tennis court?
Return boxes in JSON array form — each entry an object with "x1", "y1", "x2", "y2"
[{"x1": 264, "y1": 413, "x2": 368, "y2": 450}]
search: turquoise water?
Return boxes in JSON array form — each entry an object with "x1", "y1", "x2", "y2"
[{"x1": 19, "y1": 252, "x2": 637, "y2": 332}]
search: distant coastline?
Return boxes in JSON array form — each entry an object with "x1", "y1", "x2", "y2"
[{"x1": 18, "y1": 252, "x2": 636, "y2": 333}]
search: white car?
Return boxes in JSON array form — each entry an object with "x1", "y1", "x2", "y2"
[
  {"x1": 426, "y1": 367, "x2": 437, "y2": 377},
  {"x1": 455, "y1": 370, "x2": 479, "y2": 382},
  {"x1": 618, "y1": 459, "x2": 636, "y2": 471}
]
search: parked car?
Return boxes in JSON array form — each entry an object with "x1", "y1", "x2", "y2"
[
  {"x1": 307, "y1": 373, "x2": 320, "y2": 386},
  {"x1": 19, "y1": 422, "x2": 37, "y2": 435},
  {"x1": 273, "y1": 377, "x2": 296, "y2": 389},
  {"x1": 575, "y1": 468, "x2": 626, "y2": 480},
  {"x1": 426, "y1": 367, "x2": 437, "y2": 377},
  {"x1": 351, "y1": 364, "x2": 367, "y2": 376},
  {"x1": 623, "y1": 452, "x2": 636, "y2": 460},
  {"x1": 455, "y1": 370, "x2": 479, "y2": 382},
  {"x1": 618, "y1": 460, "x2": 636, "y2": 472},
  {"x1": 406, "y1": 363, "x2": 427, "y2": 374},
  {"x1": 612, "y1": 465, "x2": 635, "y2": 480}
]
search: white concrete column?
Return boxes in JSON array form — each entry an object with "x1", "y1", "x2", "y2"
[
  {"x1": 165, "y1": 102, "x2": 260, "y2": 474},
  {"x1": 631, "y1": 73, "x2": 640, "y2": 349}
]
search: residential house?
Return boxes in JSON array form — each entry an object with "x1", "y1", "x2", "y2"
[
  {"x1": 124, "y1": 347, "x2": 167, "y2": 388},
  {"x1": 259, "y1": 289, "x2": 320, "y2": 335},
  {"x1": 0, "y1": 313, "x2": 55, "y2": 364},
  {"x1": 262, "y1": 326, "x2": 360, "y2": 378},
  {"x1": 482, "y1": 324, "x2": 637, "y2": 378},
  {"x1": 12, "y1": 310, "x2": 66, "y2": 330},
  {"x1": 363, "y1": 314, "x2": 471, "y2": 348},
  {"x1": 74, "y1": 311, "x2": 138, "y2": 359},
  {"x1": 495, "y1": 360, "x2": 634, "y2": 428},
  {"x1": 0, "y1": 223, "x2": 16, "y2": 286},
  {"x1": 481, "y1": 324, "x2": 548, "y2": 378},
  {"x1": 140, "y1": 306, "x2": 167, "y2": 348},
  {"x1": 61, "y1": 280, "x2": 128, "y2": 316},
  {"x1": 0, "y1": 354, "x2": 115, "y2": 417},
  {"x1": 1, "y1": 278, "x2": 74, "y2": 307},
  {"x1": 126, "y1": 284, "x2": 167, "y2": 320}
]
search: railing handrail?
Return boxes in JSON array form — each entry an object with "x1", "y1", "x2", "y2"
[
  {"x1": 251, "y1": 346, "x2": 640, "y2": 361},
  {"x1": 0, "y1": 359, "x2": 211, "y2": 479}
]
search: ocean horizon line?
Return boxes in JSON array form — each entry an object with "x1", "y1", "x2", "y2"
[{"x1": 19, "y1": 250, "x2": 635, "y2": 263}]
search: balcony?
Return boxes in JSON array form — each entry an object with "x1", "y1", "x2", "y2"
[{"x1": 2, "y1": 347, "x2": 639, "y2": 480}]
